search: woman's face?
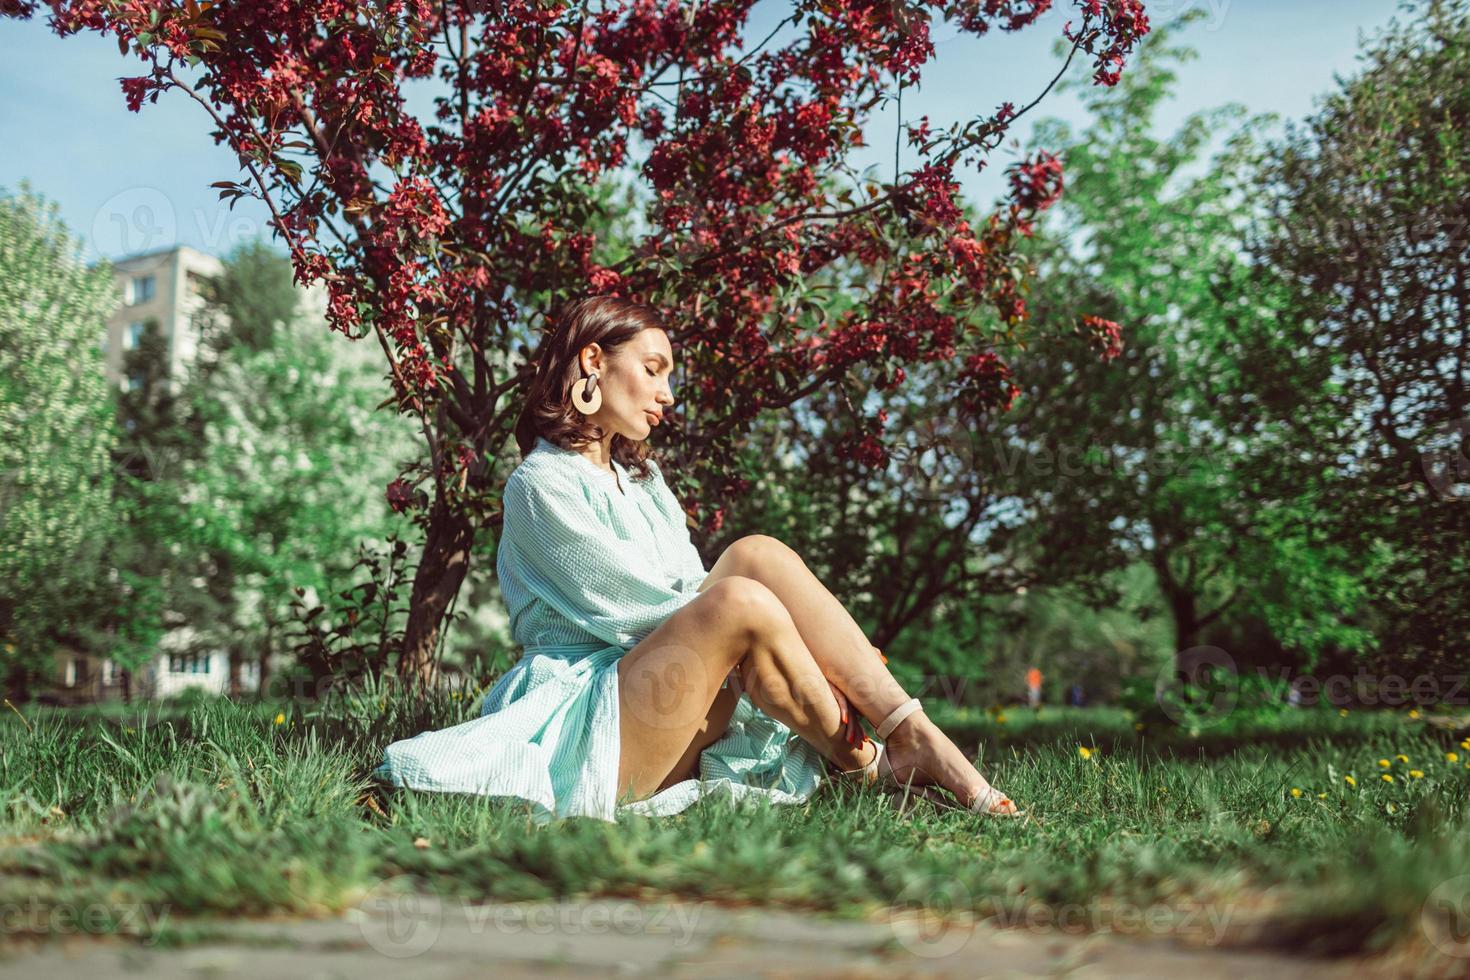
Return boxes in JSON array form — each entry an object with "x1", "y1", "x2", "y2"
[{"x1": 577, "y1": 328, "x2": 676, "y2": 441}]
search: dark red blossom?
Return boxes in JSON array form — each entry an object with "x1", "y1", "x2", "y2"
[{"x1": 386, "y1": 479, "x2": 413, "y2": 513}]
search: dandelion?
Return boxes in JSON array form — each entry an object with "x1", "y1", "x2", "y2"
[
  {"x1": 1409, "y1": 770, "x2": 1424, "y2": 779},
  {"x1": 1317, "y1": 792, "x2": 1328, "y2": 799},
  {"x1": 1408, "y1": 709, "x2": 1420, "y2": 719},
  {"x1": 1134, "y1": 722, "x2": 1145, "y2": 731},
  {"x1": 1345, "y1": 775, "x2": 1357, "y2": 787},
  {"x1": 1461, "y1": 738, "x2": 1470, "y2": 751},
  {"x1": 1378, "y1": 759, "x2": 1391, "y2": 768},
  {"x1": 1396, "y1": 754, "x2": 1409, "y2": 763},
  {"x1": 125, "y1": 726, "x2": 135, "y2": 734},
  {"x1": 1448, "y1": 753, "x2": 1459, "y2": 763},
  {"x1": 273, "y1": 712, "x2": 286, "y2": 725},
  {"x1": 1338, "y1": 708, "x2": 1349, "y2": 717},
  {"x1": 996, "y1": 713, "x2": 1007, "y2": 724},
  {"x1": 1382, "y1": 774, "x2": 1394, "y2": 783},
  {"x1": 1078, "y1": 746, "x2": 1094, "y2": 760},
  {"x1": 1290, "y1": 787, "x2": 1302, "y2": 798}
]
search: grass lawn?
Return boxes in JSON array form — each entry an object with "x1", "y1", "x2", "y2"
[{"x1": 2, "y1": 680, "x2": 1467, "y2": 969}]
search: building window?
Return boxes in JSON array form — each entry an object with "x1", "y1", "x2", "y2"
[
  {"x1": 126, "y1": 320, "x2": 146, "y2": 349},
  {"x1": 123, "y1": 369, "x2": 146, "y2": 393},
  {"x1": 168, "y1": 653, "x2": 211, "y2": 674},
  {"x1": 103, "y1": 660, "x2": 118, "y2": 685},
  {"x1": 130, "y1": 275, "x2": 156, "y2": 305},
  {"x1": 64, "y1": 660, "x2": 76, "y2": 687}
]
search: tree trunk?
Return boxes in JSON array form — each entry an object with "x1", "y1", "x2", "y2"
[
  {"x1": 258, "y1": 618, "x2": 272, "y2": 700},
  {"x1": 398, "y1": 499, "x2": 476, "y2": 691},
  {"x1": 1152, "y1": 552, "x2": 1202, "y2": 664},
  {"x1": 228, "y1": 648, "x2": 242, "y2": 699}
]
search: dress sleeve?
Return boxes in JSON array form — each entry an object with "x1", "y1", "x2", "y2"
[
  {"x1": 646, "y1": 458, "x2": 709, "y2": 595},
  {"x1": 502, "y1": 468, "x2": 699, "y2": 650}
]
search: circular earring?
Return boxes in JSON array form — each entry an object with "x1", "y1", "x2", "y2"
[{"x1": 570, "y1": 371, "x2": 602, "y2": 414}]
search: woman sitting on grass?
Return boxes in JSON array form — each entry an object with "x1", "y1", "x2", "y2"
[{"x1": 376, "y1": 296, "x2": 1021, "y2": 822}]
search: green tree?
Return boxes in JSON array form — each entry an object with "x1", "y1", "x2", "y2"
[
  {"x1": 0, "y1": 183, "x2": 123, "y2": 696},
  {"x1": 1247, "y1": 0, "x2": 1470, "y2": 678},
  {"x1": 1003, "y1": 16, "x2": 1374, "y2": 668},
  {"x1": 158, "y1": 261, "x2": 419, "y2": 692}
]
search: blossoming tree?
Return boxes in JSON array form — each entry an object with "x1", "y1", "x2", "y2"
[{"x1": 6, "y1": 0, "x2": 1147, "y2": 684}]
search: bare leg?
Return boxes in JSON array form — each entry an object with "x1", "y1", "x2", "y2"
[
  {"x1": 617, "y1": 576, "x2": 876, "y2": 805},
  {"x1": 697, "y1": 535, "x2": 1017, "y2": 813}
]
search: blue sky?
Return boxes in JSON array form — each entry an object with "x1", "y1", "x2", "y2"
[{"x1": 0, "y1": 0, "x2": 1407, "y2": 266}]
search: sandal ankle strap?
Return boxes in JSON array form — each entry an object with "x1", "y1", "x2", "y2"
[{"x1": 875, "y1": 697, "x2": 923, "y2": 741}]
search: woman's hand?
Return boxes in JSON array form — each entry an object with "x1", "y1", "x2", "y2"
[{"x1": 827, "y1": 679, "x2": 866, "y2": 746}]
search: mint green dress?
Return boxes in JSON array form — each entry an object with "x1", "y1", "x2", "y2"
[{"x1": 374, "y1": 435, "x2": 828, "y2": 823}]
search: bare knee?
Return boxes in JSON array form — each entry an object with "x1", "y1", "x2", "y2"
[
  {"x1": 693, "y1": 576, "x2": 788, "y2": 664},
  {"x1": 725, "y1": 533, "x2": 803, "y2": 573}
]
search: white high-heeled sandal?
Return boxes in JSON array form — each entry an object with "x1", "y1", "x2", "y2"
[{"x1": 834, "y1": 698, "x2": 1024, "y2": 817}]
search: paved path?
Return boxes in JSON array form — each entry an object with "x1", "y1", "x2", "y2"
[{"x1": 0, "y1": 894, "x2": 1396, "y2": 978}]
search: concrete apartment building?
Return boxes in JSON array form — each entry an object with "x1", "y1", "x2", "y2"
[
  {"x1": 52, "y1": 245, "x2": 247, "y2": 703},
  {"x1": 100, "y1": 244, "x2": 223, "y2": 389}
]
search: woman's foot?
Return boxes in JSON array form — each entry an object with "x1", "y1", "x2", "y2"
[{"x1": 880, "y1": 709, "x2": 1020, "y2": 815}]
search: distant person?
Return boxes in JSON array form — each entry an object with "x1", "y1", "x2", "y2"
[
  {"x1": 1070, "y1": 683, "x2": 1087, "y2": 707},
  {"x1": 1026, "y1": 667, "x2": 1043, "y2": 709}
]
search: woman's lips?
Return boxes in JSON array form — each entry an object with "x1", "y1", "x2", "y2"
[{"x1": 645, "y1": 411, "x2": 660, "y2": 425}]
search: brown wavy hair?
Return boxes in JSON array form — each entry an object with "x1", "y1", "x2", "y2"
[{"x1": 512, "y1": 296, "x2": 670, "y2": 482}]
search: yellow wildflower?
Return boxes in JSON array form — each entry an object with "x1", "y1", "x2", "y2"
[
  {"x1": 1338, "y1": 708, "x2": 1349, "y2": 717},
  {"x1": 1290, "y1": 787, "x2": 1302, "y2": 798},
  {"x1": 1382, "y1": 774, "x2": 1394, "y2": 783},
  {"x1": 1448, "y1": 753, "x2": 1459, "y2": 763},
  {"x1": 1409, "y1": 770, "x2": 1424, "y2": 779},
  {"x1": 1378, "y1": 759, "x2": 1391, "y2": 768},
  {"x1": 1461, "y1": 738, "x2": 1470, "y2": 750},
  {"x1": 1344, "y1": 775, "x2": 1357, "y2": 787},
  {"x1": 1134, "y1": 722, "x2": 1145, "y2": 731},
  {"x1": 273, "y1": 712, "x2": 286, "y2": 725},
  {"x1": 996, "y1": 713, "x2": 1007, "y2": 724},
  {"x1": 1408, "y1": 709, "x2": 1420, "y2": 719},
  {"x1": 1078, "y1": 746, "x2": 1093, "y2": 760},
  {"x1": 1396, "y1": 754, "x2": 1409, "y2": 763},
  {"x1": 1317, "y1": 792, "x2": 1328, "y2": 799}
]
